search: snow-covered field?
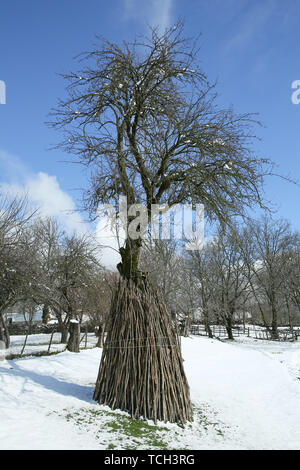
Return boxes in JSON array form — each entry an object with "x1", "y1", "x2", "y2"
[{"x1": 0, "y1": 335, "x2": 299, "y2": 450}]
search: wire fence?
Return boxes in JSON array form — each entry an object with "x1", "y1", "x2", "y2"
[
  {"x1": 1, "y1": 321, "x2": 299, "y2": 361},
  {"x1": 0, "y1": 328, "x2": 98, "y2": 360},
  {"x1": 189, "y1": 323, "x2": 300, "y2": 342}
]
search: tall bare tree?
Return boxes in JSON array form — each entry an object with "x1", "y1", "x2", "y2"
[
  {"x1": 240, "y1": 216, "x2": 300, "y2": 339},
  {"x1": 31, "y1": 217, "x2": 102, "y2": 343},
  {"x1": 50, "y1": 23, "x2": 275, "y2": 425},
  {"x1": 0, "y1": 194, "x2": 35, "y2": 348}
]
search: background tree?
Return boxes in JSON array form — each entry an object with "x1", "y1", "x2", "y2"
[
  {"x1": 0, "y1": 194, "x2": 35, "y2": 349},
  {"x1": 140, "y1": 238, "x2": 198, "y2": 335},
  {"x1": 240, "y1": 216, "x2": 300, "y2": 339},
  {"x1": 186, "y1": 241, "x2": 217, "y2": 338},
  {"x1": 187, "y1": 227, "x2": 250, "y2": 340},
  {"x1": 140, "y1": 239, "x2": 182, "y2": 311},
  {"x1": 31, "y1": 217, "x2": 102, "y2": 343},
  {"x1": 84, "y1": 270, "x2": 118, "y2": 348},
  {"x1": 208, "y1": 228, "x2": 250, "y2": 340}
]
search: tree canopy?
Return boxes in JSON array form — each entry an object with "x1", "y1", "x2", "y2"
[{"x1": 50, "y1": 23, "x2": 273, "y2": 228}]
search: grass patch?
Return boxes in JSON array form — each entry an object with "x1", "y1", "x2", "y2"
[
  {"x1": 51, "y1": 406, "x2": 169, "y2": 449},
  {"x1": 50, "y1": 402, "x2": 229, "y2": 450}
]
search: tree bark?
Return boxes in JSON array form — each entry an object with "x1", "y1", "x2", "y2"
[
  {"x1": 0, "y1": 312, "x2": 10, "y2": 349},
  {"x1": 270, "y1": 302, "x2": 279, "y2": 340},
  {"x1": 225, "y1": 315, "x2": 234, "y2": 340},
  {"x1": 203, "y1": 309, "x2": 213, "y2": 338},
  {"x1": 60, "y1": 323, "x2": 69, "y2": 343},
  {"x1": 117, "y1": 238, "x2": 145, "y2": 289},
  {"x1": 182, "y1": 315, "x2": 191, "y2": 337},
  {"x1": 67, "y1": 322, "x2": 80, "y2": 352},
  {"x1": 96, "y1": 323, "x2": 105, "y2": 348},
  {"x1": 42, "y1": 304, "x2": 50, "y2": 324}
]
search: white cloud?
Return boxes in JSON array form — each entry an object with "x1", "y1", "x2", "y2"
[
  {"x1": 1, "y1": 173, "x2": 87, "y2": 235},
  {"x1": 123, "y1": 0, "x2": 173, "y2": 32},
  {"x1": 0, "y1": 149, "x2": 124, "y2": 269},
  {"x1": 0, "y1": 150, "x2": 87, "y2": 234},
  {"x1": 26, "y1": 172, "x2": 87, "y2": 234}
]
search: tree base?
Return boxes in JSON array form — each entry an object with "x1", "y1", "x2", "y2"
[{"x1": 93, "y1": 278, "x2": 193, "y2": 426}]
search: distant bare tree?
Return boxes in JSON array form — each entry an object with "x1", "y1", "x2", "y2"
[
  {"x1": 188, "y1": 227, "x2": 250, "y2": 340},
  {"x1": 0, "y1": 194, "x2": 36, "y2": 348},
  {"x1": 240, "y1": 216, "x2": 300, "y2": 339},
  {"x1": 31, "y1": 217, "x2": 102, "y2": 343},
  {"x1": 84, "y1": 270, "x2": 117, "y2": 347},
  {"x1": 186, "y1": 242, "x2": 217, "y2": 338},
  {"x1": 140, "y1": 239, "x2": 181, "y2": 310},
  {"x1": 279, "y1": 244, "x2": 300, "y2": 332}
]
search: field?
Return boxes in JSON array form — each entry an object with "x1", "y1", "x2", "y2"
[{"x1": 0, "y1": 334, "x2": 299, "y2": 450}]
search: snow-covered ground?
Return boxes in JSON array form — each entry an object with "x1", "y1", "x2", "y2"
[{"x1": 0, "y1": 335, "x2": 299, "y2": 450}]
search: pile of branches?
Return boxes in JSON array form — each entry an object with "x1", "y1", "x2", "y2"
[{"x1": 93, "y1": 278, "x2": 193, "y2": 426}]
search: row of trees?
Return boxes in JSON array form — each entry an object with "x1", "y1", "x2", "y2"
[
  {"x1": 140, "y1": 215, "x2": 300, "y2": 341},
  {"x1": 0, "y1": 195, "x2": 113, "y2": 349}
]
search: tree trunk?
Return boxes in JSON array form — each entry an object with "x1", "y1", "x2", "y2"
[
  {"x1": 117, "y1": 238, "x2": 144, "y2": 288},
  {"x1": 42, "y1": 304, "x2": 50, "y2": 324},
  {"x1": 203, "y1": 309, "x2": 213, "y2": 338},
  {"x1": 225, "y1": 315, "x2": 234, "y2": 340},
  {"x1": 206, "y1": 324, "x2": 213, "y2": 338},
  {"x1": 96, "y1": 323, "x2": 105, "y2": 348},
  {"x1": 0, "y1": 312, "x2": 10, "y2": 349},
  {"x1": 67, "y1": 322, "x2": 80, "y2": 352},
  {"x1": 182, "y1": 315, "x2": 190, "y2": 337},
  {"x1": 270, "y1": 303, "x2": 279, "y2": 340},
  {"x1": 94, "y1": 278, "x2": 193, "y2": 426},
  {"x1": 60, "y1": 323, "x2": 69, "y2": 343}
]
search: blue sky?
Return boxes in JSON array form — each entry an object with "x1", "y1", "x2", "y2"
[{"x1": 0, "y1": 0, "x2": 300, "y2": 252}]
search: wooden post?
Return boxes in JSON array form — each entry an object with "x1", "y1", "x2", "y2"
[
  {"x1": 47, "y1": 327, "x2": 56, "y2": 354},
  {"x1": 84, "y1": 326, "x2": 88, "y2": 349}
]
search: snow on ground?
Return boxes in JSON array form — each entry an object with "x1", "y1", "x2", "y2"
[
  {"x1": 183, "y1": 336, "x2": 300, "y2": 449},
  {"x1": 0, "y1": 335, "x2": 299, "y2": 450}
]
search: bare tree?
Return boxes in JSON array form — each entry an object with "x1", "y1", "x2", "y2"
[
  {"x1": 210, "y1": 228, "x2": 250, "y2": 339},
  {"x1": 187, "y1": 227, "x2": 250, "y2": 340},
  {"x1": 50, "y1": 23, "x2": 275, "y2": 425},
  {"x1": 84, "y1": 270, "x2": 117, "y2": 348},
  {"x1": 279, "y1": 244, "x2": 300, "y2": 332},
  {"x1": 240, "y1": 216, "x2": 300, "y2": 339},
  {"x1": 31, "y1": 217, "x2": 102, "y2": 343},
  {"x1": 0, "y1": 194, "x2": 36, "y2": 349},
  {"x1": 186, "y1": 242, "x2": 217, "y2": 338},
  {"x1": 140, "y1": 239, "x2": 182, "y2": 311}
]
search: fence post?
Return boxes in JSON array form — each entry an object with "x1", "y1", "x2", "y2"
[
  {"x1": 84, "y1": 326, "x2": 88, "y2": 349},
  {"x1": 47, "y1": 327, "x2": 55, "y2": 354}
]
